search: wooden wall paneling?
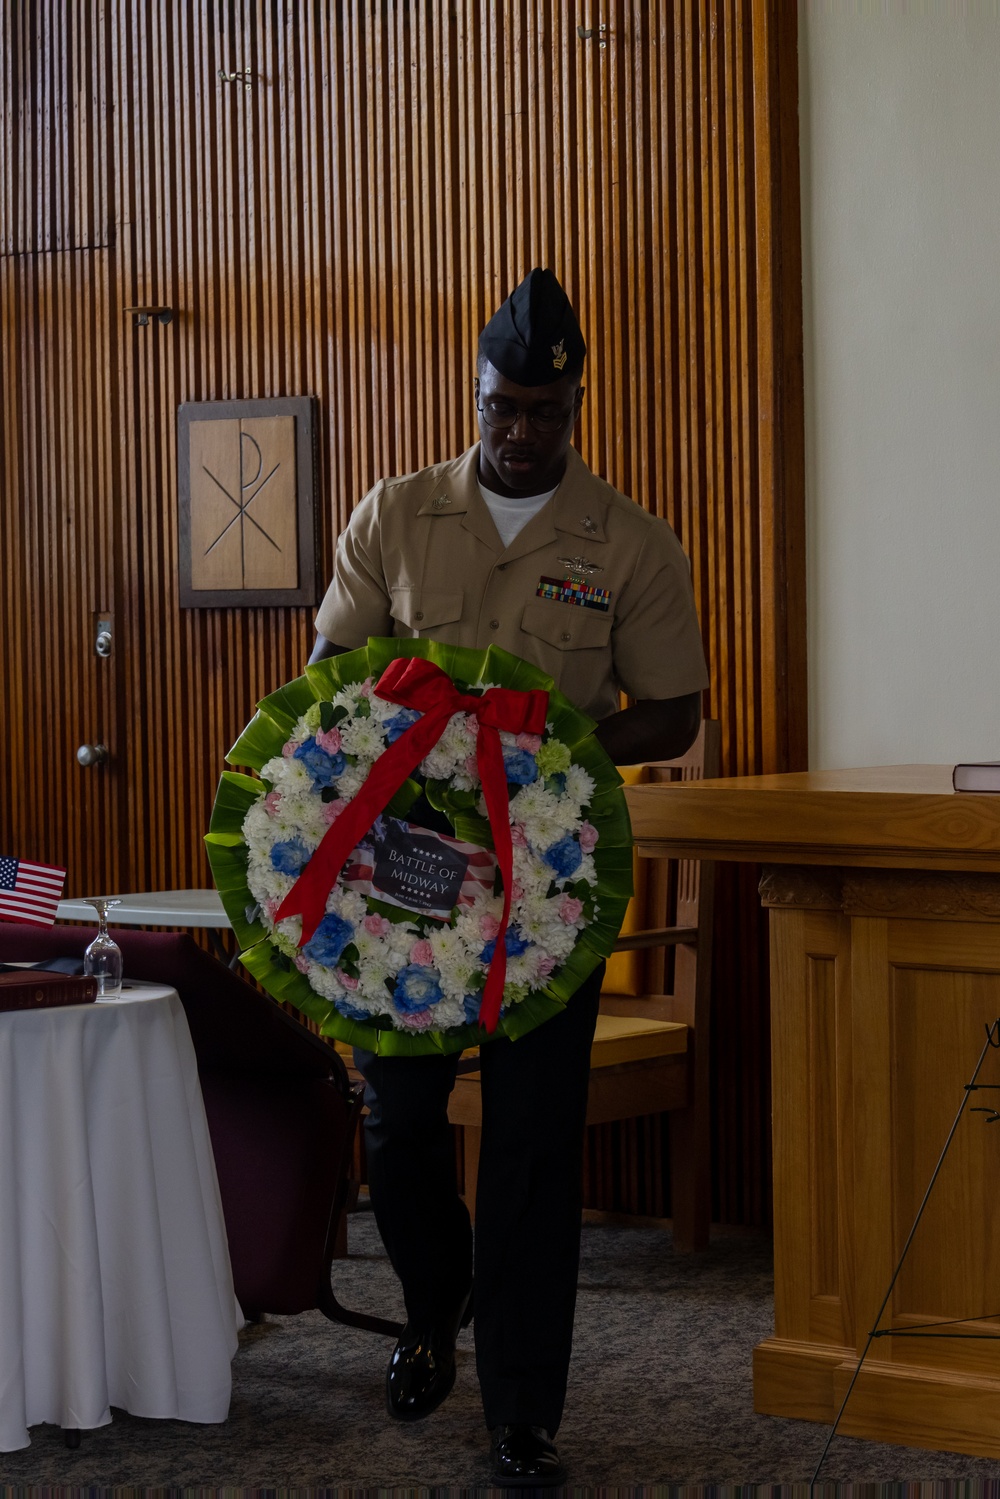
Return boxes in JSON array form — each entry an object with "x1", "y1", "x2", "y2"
[
  {"x1": 751, "y1": 0, "x2": 807, "y2": 777},
  {"x1": 2, "y1": 0, "x2": 804, "y2": 1227}
]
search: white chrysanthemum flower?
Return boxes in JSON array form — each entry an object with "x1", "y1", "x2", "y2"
[
  {"x1": 340, "y1": 718, "x2": 387, "y2": 761},
  {"x1": 368, "y1": 691, "x2": 400, "y2": 722},
  {"x1": 430, "y1": 926, "x2": 482, "y2": 998},
  {"x1": 273, "y1": 913, "x2": 303, "y2": 945},
  {"x1": 308, "y1": 964, "x2": 348, "y2": 1001},
  {"x1": 329, "y1": 679, "x2": 372, "y2": 712},
  {"x1": 563, "y1": 764, "x2": 595, "y2": 806},
  {"x1": 333, "y1": 762, "x2": 369, "y2": 800},
  {"x1": 357, "y1": 965, "x2": 393, "y2": 1004},
  {"x1": 276, "y1": 758, "x2": 316, "y2": 798},
  {"x1": 505, "y1": 950, "x2": 541, "y2": 988}
]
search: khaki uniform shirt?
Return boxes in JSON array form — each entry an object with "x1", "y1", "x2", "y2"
[{"x1": 315, "y1": 444, "x2": 708, "y2": 722}]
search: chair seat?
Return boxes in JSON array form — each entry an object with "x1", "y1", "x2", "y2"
[{"x1": 589, "y1": 1012, "x2": 688, "y2": 1067}]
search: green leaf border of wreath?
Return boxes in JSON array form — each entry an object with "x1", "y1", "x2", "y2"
[{"x1": 204, "y1": 636, "x2": 634, "y2": 1056}]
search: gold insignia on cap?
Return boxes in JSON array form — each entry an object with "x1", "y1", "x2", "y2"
[{"x1": 551, "y1": 339, "x2": 568, "y2": 372}]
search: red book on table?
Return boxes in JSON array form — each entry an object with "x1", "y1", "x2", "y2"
[{"x1": 0, "y1": 970, "x2": 98, "y2": 1011}]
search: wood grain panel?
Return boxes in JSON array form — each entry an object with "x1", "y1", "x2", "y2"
[
  {"x1": 0, "y1": 1, "x2": 804, "y2": 1228},
  {"x1": 0, "y1": 0, "x2": 112, "y2": 254}
]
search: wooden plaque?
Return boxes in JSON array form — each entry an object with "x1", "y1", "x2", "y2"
[{"x1": 178, "y1": 398, "x2": 317, "y2": 607}]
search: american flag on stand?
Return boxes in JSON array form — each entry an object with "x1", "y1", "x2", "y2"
[{"x1": 0, "y1": 856, "x2": 67, "y2": 926}]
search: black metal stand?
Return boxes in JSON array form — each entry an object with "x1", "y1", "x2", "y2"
[{"x1": 811, "y1": 1018, "x2": 1000, "y2": 1486}]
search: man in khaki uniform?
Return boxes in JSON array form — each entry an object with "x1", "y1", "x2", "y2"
[{"x1": 311, "y1": 269, "x2": 708, "y2": 1486}]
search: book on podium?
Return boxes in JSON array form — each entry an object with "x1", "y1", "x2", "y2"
[{"x1": 953, "y1": 761, "x2": 1000, "y2": 793}]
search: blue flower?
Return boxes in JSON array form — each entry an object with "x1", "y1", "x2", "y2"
[
  {"x1": 335, "y1": 997, "x2": 372, "y2": 1022},
  {"x1": 301, "y1": 912, "x2": 355, "y2": 968},
  {"x1": 463, "y1": 993, "x2": 483, "y2": 1026},
  {"x1": 385, "y1": 708, "x2": 422, "y2": 744},
  {"x1": 270, "y1": 837, "x2": 312, "y2": 875},
  {"x1": 502, "y1": 747, "x2": 539, "y2": 785},
  {"x1": 294, "y1": 736, "x2": 347, "y2": 789},
  {"x1": 393, "y1": 963, "x2": 444, "y2": 1014},
  {"x1": 480, "y1": 928, "x2": 532, "y2": 964},
  {"x1": 542, "y1": 835, "x2": 583, "y2": 879}
]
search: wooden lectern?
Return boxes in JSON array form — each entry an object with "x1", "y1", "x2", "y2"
[{"x1": 625, "y1": 765, "x2": 1000, "y2": 1459}]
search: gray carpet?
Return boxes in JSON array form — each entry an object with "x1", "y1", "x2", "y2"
[{"x1": 1, "y1": 1209, "x2": 998, "y2": 1490}]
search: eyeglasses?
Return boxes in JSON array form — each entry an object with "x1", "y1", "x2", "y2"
[{"x1": 476, "y1": 398, "x2": 577, "y2": 433}]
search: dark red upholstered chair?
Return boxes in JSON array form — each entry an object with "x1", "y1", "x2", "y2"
[{"x1": 0, "y1": 922, "x2": 399, "y2": 1337}]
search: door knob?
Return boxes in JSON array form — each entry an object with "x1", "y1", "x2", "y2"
[{"x1": 77, "y1": 743, "x2": 109, "y2": 767}]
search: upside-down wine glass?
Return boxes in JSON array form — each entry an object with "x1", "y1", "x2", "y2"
[{"x1": 83, "y1": 898, "x2": 123, "y2": 999}]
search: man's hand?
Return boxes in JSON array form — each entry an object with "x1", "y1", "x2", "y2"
[
  {"x1": 594, "y1": 691, "x2": 702, "y2": 766},
  {"x1": 308, "y1": 633, "x2": 350, "y2": 665}
]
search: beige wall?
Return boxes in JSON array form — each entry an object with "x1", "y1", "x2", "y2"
[{"x1": 800, "y1": 2, "x2": 1000, "y2": 769}]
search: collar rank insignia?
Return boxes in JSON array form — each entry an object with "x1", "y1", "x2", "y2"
[
  {"x1": 582, "y1": 515, "x2": 598, "y2": 533},
  {"x1": 551, "y1": 338, "x2": 568, "y2": 372}
]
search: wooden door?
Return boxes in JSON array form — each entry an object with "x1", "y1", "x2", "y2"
[{"x1": 0, "y1": 4, "x2": 128, "y2": 897}]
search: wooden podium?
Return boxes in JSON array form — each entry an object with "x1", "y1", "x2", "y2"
[{"x1": 626, "y1": 765, "x2": 1000, "y2": 1459}]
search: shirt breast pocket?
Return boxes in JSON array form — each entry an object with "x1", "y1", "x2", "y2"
[
  {"x1": 519, "y1": 597, "x2": 613, "y2": 652},
  {"x1": 390, "y1": 586, "x2": 464, "y2": 633}
]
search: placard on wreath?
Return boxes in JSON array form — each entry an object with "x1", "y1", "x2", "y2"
[{"x1": 178, "y1": 398, "x2": 317, "y2": 607}]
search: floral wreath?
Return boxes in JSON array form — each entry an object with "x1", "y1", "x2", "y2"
[{"x1": 205, "y1": 636, "x2": 633, "y2": 1056}]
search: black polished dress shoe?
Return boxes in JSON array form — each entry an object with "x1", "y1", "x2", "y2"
[
  {"x1": 385, "y1": 1290, "x2": 472, "y2": 1421},
  {"x1": 489, "y1": 1424, "x2": 566, "y2": 1487}
]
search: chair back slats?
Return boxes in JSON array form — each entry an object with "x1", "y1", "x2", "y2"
[{"x1": 603, "y1": 719, "x2": 720, "y2": 1026}]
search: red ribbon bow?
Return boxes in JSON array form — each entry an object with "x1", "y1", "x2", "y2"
[{"x1": 275, "y1": 657, "x2": 550, "y2": 1033}]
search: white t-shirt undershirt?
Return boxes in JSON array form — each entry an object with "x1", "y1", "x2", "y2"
[{"x1": 478, "y1": 481, "x2": 557, "y2": 550}]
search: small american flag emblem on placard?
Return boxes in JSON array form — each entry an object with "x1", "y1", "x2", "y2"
[{"x1": 0, "y1": 856, "x2": 67, "y2": 926}]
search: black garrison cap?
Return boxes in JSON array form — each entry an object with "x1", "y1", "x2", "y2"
[{"x1": 478, "y1": 268, "x2": 587, "y2": 386}]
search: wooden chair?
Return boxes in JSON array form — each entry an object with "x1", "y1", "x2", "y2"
[{"x1": 449, "y1": 719, "x2": 720, "y2": 1252}]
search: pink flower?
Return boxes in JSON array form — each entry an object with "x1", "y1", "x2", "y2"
[
  {"x1": 464, "y1": 754, "x2": 479, "y2": 779},
  {"x1": 510, "y1": 823, "x2": 528, "y2": 848},
  {"x1": 264, "y1": 897, "x2": 280, "y2": 918},
  {"x1": 516, "y1": 732, "x2": 542, "y2": 753},
  {"x1": 363, "y1": 913, "x2": 392, "y2": 937},
  {"x1": 479, "y1": 913, "x2": 501, "y2": 940},
  {"x1": 336, "y1": 968, "x2": 360, "y2": 991},
  {"x1": 578, "y1": 821, "x2": 599, "y2": 853},
  {"x1": 410, "y1": 938, "x2": 434, "y2": 966},
  {"x1": 316, "y1": 725, "x2": 342, "y2": 753},
  {"x1": 281, "y1": 739, "x2": 296, "y2": 758},
  {"x1": 264, "y1": 790, "x2": 282, "y2": 816},
  {"x1": 322, "y1": 797, "x2": 348, "y2": 826},
  {"x1": 401, "y1": 1007, "x2": 434, "y2": 1030},
  {"x1": 359, "y1": 678, "x2": 373, "y2": 697},
  {"x1": 559, "y1": 896, "x2": 584, "y2": 925},
  {"x1": 536, "y1": 955, "x2": 557, "y2": 977},
  {"x1": 466, "y1": 714, "x2": 479, "y2": 734},
  {"x1": 294, "y1": 954, "x2": 310, "y2": 973},
  {"x1": 511, "y1": 880, "x2": 524, "y2": 900}
]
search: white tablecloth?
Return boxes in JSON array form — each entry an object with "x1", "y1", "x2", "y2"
[{"x1": 0, "y1": 986, "x2": 241, "y2": 1451}]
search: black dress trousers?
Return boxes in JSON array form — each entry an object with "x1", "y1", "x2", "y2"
[{"x1": 354, "y1": 963, "x2": 603, "y2": 1435}]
